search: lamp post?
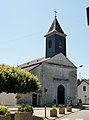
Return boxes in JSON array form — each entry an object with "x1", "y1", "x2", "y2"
[
  {"x1": 77, "y1": 65, "x2": 83, "y2": 68},
  {"x1": 44, "y1": 88, "x2": 48, "y2": 118},
  {"x1": 77, "y1": 65, "x2": 83, "y2": 80},
  {"x1": 85, "y1": 95, "x2": 87, "y2": 104}
]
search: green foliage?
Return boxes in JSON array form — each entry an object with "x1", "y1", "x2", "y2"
[
  {"x1": 53, "y1": 99, "x2": 56, "y2": 104},
  {"x1": 0, "y1": 105, "x2": 11, "y2": 116},
  {"x1": 18, "y1": 104, "x2": 33, "y2": 113},
  {"x1": 81, "y1": 78, "x2": 89, "y2": 81},
  {"x1": 67, "y1": 103, "x2": 72, "y2": 107},
  {"x1": 59, "y1": 104, "x2": 65, "y2": 108},
  {"x1": 51, "y1": 105, "x2": 57, "y2": 110},
  {"x1": 0, "y1": 64, "x2": 41, "y2": 93},
  {"x1": 15, "y1": 93, "x2": 21, "y2": 99}
]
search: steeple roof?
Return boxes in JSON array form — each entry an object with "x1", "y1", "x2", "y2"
[{"x1": 45, "y1": 16, "x2": 67, "y2": 37}]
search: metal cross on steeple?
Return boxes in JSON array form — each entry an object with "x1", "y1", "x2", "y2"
[{"x1": 54, "y1": 10, "x2": 57, "y2": 18}]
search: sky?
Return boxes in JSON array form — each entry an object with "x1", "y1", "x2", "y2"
[{"x1": 0, "y1": 0, "x2": 89, "y2": 79}]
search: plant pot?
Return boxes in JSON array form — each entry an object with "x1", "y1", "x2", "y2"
[
  {"x1": 15, "y1": 112, "x2": 33, "y2": 120},
  {"x1": 67, "y1": 106, "x2": 72, "y2": 112},
  {"x1": 0, "y1": 115, "x2": 11, "y2": 120},
  {"x1": 50, "y1": 109, "x2": 57, "y2": 117},
  {"x1": 59, "y1": 107, "x2": 65, "y2": 114}
]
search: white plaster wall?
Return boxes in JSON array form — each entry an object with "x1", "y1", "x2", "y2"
[{"x1": 0, "y1": 92, "x2": 17, "y2": 105}]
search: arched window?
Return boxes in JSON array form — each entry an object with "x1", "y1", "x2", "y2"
[
  {"x1": 48, "y1": 40, "x2": 52, "y2": 48},
  {"x1": 83, "y1": 86, "x2": 86, "y2": 91},
  {"x1": 59, "y1": 39, "x2": 63, "y2": 48}
]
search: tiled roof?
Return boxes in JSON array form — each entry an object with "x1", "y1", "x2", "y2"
[
  {"x1": 18, "y1": 57, "x2": 49, "y2": 71},
  {"x1": 84, "y1": 80, "x2": 89, "y2": 84}
]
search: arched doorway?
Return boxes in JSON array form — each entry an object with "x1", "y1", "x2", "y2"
[{"x1": 57, "y1": 85, "x2": 65, "y2": 104}]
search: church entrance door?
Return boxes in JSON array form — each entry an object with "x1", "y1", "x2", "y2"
[
  {"x1": 57, "y1": 85, "x2": 65, "y2": 105},
  {"x1": 32, "y1": 93, "x2": 37, "y2": 106}
]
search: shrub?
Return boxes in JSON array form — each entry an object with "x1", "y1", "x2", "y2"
[
  {"x1": 51, "y1": 105, "x2": 57, "y2": 110},
  {"x1": 15, "y1": 94, "x2": 21, "y2": 99},
  {"x1": 67, "y1": 103, "x2": 72, "y2": 107},
  {"x1": 59, "y1": 104, "x2": 65, "y2": 108},
  {"x1": 18, "y1": 104, "x2": 33, "y2": 113},
  {"x1": 0, "y1": 105, "x2": 11, "y2": 116}
]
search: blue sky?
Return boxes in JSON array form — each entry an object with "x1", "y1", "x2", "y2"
[{"x1": 0, "y1": 0, "x2": 89, "y2": 79}]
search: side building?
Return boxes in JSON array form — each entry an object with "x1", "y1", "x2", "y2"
[{"x1": 78, "y1": 80, "x2": 89, "y2": 104}]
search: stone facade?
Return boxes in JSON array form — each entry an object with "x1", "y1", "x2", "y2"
[{"x1": 19, "y1": 53, "x2": 77, "y2": 106}]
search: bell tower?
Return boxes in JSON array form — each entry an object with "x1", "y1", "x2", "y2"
[{"x1": 45, "y1": 14, "x2": 67, "y2": 58}]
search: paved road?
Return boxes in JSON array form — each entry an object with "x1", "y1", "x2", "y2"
[{"x1": 57, "y1": 108, "x2": 89, "y2": 120}]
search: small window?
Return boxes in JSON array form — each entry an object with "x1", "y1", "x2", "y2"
[
  {"x1": 59, "y1": 40, "x2": 63, "y2": 48},
  {"x1": 83, "y1": 86, "x2": 86, "y2": 91},
  {"x1": 48, "y1": 40, "x2": 52, "y2": 48}
]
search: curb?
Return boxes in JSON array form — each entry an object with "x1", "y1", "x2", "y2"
[{"x1": 45, "y1": 108, "x2": 80, "y2": 120}]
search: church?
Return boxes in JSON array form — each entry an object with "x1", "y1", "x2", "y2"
[{"x1": 19, "y1": 14, "x2": 77, "y2": 106}]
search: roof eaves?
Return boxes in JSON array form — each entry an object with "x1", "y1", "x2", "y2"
[
  {"x1": 19, "y1": 57, "x2": 50, "y2": 69},
  {"x1": 77, "y1": 80, "x2": 89, "y2": 86}
]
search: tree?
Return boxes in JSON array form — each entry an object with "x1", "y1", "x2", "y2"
[
  {"x1": 0, "y1": 64, "x2": 41, "y2": 93},
  {"x1": 81, "y1": 78, "x2": 89, "y2": 81}
]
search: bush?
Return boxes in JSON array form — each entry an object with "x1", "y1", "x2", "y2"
[
  {"x1": 59, "y1": 104, "x2": 65, "y2": 108},
  {"x1": 18, "y1": 104, "x2": 33, "y2": 113},
  {"x1": 51, "y1": 105, "x2": 57, "y2": 110},
  {"x1": 0, "y1": 105, "x2": 11, "y2": 116},
  {"x1": 15, "y1": 94, "x2": 21, "y2": 99},
  {"x1": 67, "y1": 103, "x2": 72, "y2": 107}
]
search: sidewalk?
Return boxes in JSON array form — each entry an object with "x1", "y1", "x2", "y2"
[
  {"x1": 33, "y1": 107, "x2": 80, "y2": 120},
  {"x1": 8, "y1": 106, "x2": 80, "y2": 120}
]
